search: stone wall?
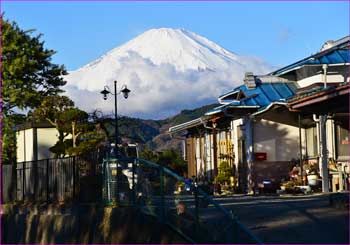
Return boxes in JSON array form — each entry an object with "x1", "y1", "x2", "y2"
[{"x1": 1, "y1": 204, "x2": 188, "y2": 244}]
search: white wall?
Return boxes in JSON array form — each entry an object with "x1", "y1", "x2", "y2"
[
  {"x1": 17, "y1": 127, "x2": 66, "y2": 162},
  {"x1": 326, "y1": 119, "x2": 336, "y2": 159},
  {"x1": 16, "y1": 130, "x2": 25, "y2": 162},
  {"x1": 297, "y1": 73, "x2": 346, "y2": 88},
  {"x1": 37, "y1": 128, "x2": 60, "y2": 160},
  {"x1": 231, "y1": 119, "x2": 244, "y2": 166},
  {"x1": 253, "y1": 119, "x2": 305, "y2": 161},
  {"x1": 16, "y1": 129, "x2": 34, "y2": 162}
]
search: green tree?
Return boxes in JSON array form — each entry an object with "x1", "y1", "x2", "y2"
[
  {"x1": 1, "y1": 17, "x2": 67, "y2": 164},
  {"x1": 1, "y1": 115, "x2": 26, "y2": 164},
  {"x1": 139, "y1": 147, "x2": 159, "y2": 163},
  {"x1": 32, "y1": 95, "x2": 92, "y2": 157},
  {"x1": 215, "y1": 161, "x2": 232, "y2": 185},
  {"x1": 1, "y1": 18, "x2": 66, "y2": 116},
  {"x1": 140, "y1": 148, "x2": 187, "y2": 176}
]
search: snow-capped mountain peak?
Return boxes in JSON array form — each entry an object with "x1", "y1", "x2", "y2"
[
  {"x1": 81, "y1": 27, "x2": 239, "y2": 72},
  {"x1": 63, "y1": 28, "x2": 273, "y2": 118}
]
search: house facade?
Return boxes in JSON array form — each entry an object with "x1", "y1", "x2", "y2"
[{"x1": 169, "y1": 36, "x2": 350, "y2": 193}]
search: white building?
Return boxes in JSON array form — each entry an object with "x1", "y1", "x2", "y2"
[{"x1": 16, "y1": 122, "x2": 60, "y2": 162}]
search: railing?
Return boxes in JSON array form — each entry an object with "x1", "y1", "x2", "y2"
[
  {"x1": 102, "y1": 157, "x2": 262, "y2": 244},
  {"x1": 2, "y1": 151, "x2": 104, "y2": 203}
]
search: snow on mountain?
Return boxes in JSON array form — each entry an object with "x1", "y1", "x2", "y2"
[{"x1": 63, "y1": 28, "x2": 274, "y2": 119}]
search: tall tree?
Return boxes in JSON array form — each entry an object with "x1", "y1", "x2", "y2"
[
  {"x1": 32, "y1": 95, "x2": 107, "y2": 157},
  {"x1": 1, "y1": 17, "x2": 67, "y2": 164},
  {"x1": 32, "y1": 95, "x2": 90, "y2": 157}
]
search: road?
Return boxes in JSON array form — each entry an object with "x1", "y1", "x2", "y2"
[{"x1": 213, "y1": 193, "x2": 349, "y2": 244}]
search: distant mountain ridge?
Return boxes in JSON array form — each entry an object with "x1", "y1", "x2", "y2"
[{"x1": 102, "y1": 103, "x2": 218, "y2": 152}]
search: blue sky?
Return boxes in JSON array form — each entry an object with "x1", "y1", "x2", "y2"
[{"x1": 2, "y1": 1, "x2": 349, "y2": 71}]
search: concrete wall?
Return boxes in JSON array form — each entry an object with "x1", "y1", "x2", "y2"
[{"x1": 1, "y1": 205, "x2": 187, "y2": 244}]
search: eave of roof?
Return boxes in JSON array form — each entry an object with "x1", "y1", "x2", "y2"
[
  {"x1": 205, "y1": 105, "x2": 260, "y2": 116},
  {"x1": 287, "y1": 82, "x2": 350, "y2": 109},
  {"x1": 168, "y1": 117, "x2": 205, "y2": 133},
  {"x1": 270, "y1": 36, "x2": 350, "y2": 76}
]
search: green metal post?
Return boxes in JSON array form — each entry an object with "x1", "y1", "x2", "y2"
[
  {"x1": 194, "y1": 182, "x2": 199, "y2": 240},
  {"x1": 132, "y1": 159, "x2": 136, "y2": 206},
  {"x1": 231, "y1": 210, "x2": 239, "y2": 244},
  {"x1": 73, "y1": 156, "x2": 76, "y2": 200},
  {"x1": 23, "y1": 162, "x2": 25, "y2": 201},
  {"x1": 160, "y1": 167, "x2": 165, "y2": 222}
]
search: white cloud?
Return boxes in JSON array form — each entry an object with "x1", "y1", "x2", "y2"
[{"x1": 64, "y1": 52, "x2": 273, "y2": 119}]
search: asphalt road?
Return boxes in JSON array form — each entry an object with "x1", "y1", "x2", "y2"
[{"x1": 214, "y1": 193, "x2": 350, "y2": 244}]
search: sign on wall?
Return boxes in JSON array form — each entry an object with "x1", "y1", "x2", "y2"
[{"x1": 254, "y1": 152, "x2": 267, "y2": 161}]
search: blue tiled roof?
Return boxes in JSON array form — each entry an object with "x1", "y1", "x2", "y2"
[
  {"x1": 206, "y1": 82, "x2": 298, "y2": 115},
  {"x1": 270, "y1": 38, "x2": 349, "y2": 76}
]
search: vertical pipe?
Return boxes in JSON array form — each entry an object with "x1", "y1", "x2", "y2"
[
  {"x1": 322, "y1": 64, "x2": 328, "y2": 88},
  {"x1": 299, "y1": 114, "x2": 304, "y2": 185}
]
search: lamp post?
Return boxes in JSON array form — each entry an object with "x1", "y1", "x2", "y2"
[{"x1": 101, "y1": 80, "x2": 131, "y2": 157}]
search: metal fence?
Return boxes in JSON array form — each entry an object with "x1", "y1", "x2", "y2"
[
  {"x1": 2, "y1": 151, "x2": 104, "y2": 203},
  {"x1": 101, "y1": 157, "x2": 262, "y2": 244}
]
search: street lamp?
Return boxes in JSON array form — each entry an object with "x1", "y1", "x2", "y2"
[{"x1": 100, "y1": 80, "x2": 131, "y2": 156}]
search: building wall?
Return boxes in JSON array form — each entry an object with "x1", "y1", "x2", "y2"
[
  {"x1": 251, "y1": 119, "x2": 308, "y2": 186},
  {"x1": 16, "y1": 130, "x2": 25, "y2": 162},
  {"x1": 253, "y1": 119, "x2": 305, "y2": 162},
  {"x1": 37, "y1": 128, "x2": 59, "y2": 160},
  {"x1": 17, "y1": 127, "x2": 64, "y2": 163},
  {"x1": 16, "y1": 129, "x2": 35, "y2": 162}
]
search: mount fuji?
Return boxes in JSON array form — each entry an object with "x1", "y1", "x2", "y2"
[{"x1": 63, "y1": 28, "x2": 274, "y2": 119}]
